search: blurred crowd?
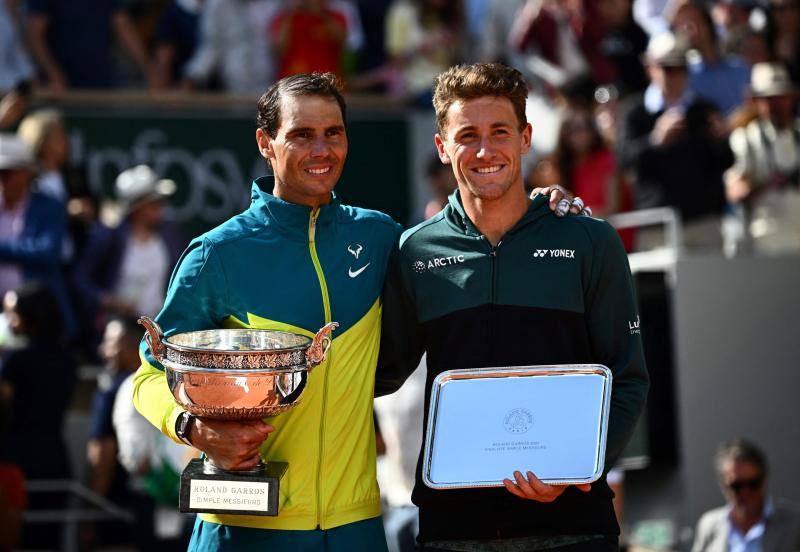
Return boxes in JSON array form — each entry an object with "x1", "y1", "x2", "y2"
[
  {"x1": 2, "y1": 0, "x2": 800, "y2": 254},
  {"x1": 0, "y1": 129, "x2": 191, "y2": 548},
  {"x1": 1, "y1": 0, "x2": 800, "y2": 549}
]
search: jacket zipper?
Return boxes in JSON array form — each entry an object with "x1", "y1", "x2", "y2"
[
  {"x1": 487, "y1": 238, "x2": 502, "y2": 357},
  {"x1": 308, "y1": 208, "x2": 333, "y2": 528},
  {"x1": 486, "y1": 238, "x2": 502, "y2": 304}
]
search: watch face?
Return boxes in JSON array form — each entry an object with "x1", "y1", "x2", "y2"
[{"x1": 178, "y1": 413, "x2": 191, "y2": 437}]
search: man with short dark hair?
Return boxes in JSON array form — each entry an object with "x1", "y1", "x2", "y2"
[
  {"x1": 377, "y1": 63, "x2": 648, "y2": 551},
  {"x1": 133, "y1": 72, "x2": 401, "y2": 551},
  {"x1": 692, "y1": 439, "x2": 800, "y2": 552}
]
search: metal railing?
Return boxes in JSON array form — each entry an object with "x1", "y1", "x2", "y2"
[
  {"x1": 607, "y1": 207, "x2": 682, "y2": 284},
  {"x1": 23, "y1": 479, "x2": 134, "y2": 552}
]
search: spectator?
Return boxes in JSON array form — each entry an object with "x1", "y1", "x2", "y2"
[
  {"x1": 725, "y1": 62, "x2": 800, "y2": 254},
  {"x1": 348, "y1": 0, "x2": 399, "y2": 94},
  {"x1": 0, "y1": 0, "x2": 34, "y2": 93},
  {"x1": 671, "y1": 1, "x2": 750, "y2": 116},
  {"x1": 355, "y1": 0, "x2": 393, "y2": 74},
  {"x1": 113, "y1": 361, "x2": 195, "y2": 547},
  {"x1": 617, "y1": 32, "x2": 696, "y2": 174},
  {"x1": 25, "y1": 0, "x2": 157, "y2": 91},
  {"x1": 727, "y1": 30, "x2": 772, "y2": 70},
  {"x1": 617, "y1": 32, "x2": 737, "y2": 250},
  {"x1": 152, "y1": 0, "x2": 201, "y2": 89},
  {"x1": 766, "y1": 0, "x2": 800, "y2": 83},
  {"x1": 86, "y1": 316, "x2": 154, "y2": 548},
  {"x1": 692, "y1": 439, "x2": 800, "y2": 552},
  {"x1": 182, "y1": 0, "x2": 279, "y2": 92},
  {"x1": 554, "y1": 106, "x2": 626, "y2": 218},
  {"x1": 636, "y1": 98, "x2": 733, "y2": 250},
  {"x1": 0, "y1": 283, "x2": 76, "y2": 549},
  {"x1": 511, "y1": 0, "x2": 615, "y2": 90},
  {"x1": 334, "y1": 0, "x2": 366, "y2": 55},
  {"x1": 553, "y1": 106, "x2": 636, "y2": 249},
  {"x1": 478, "y1": 0, "x2": 527, "y2": 67},
  {"x1": 16, "y1": 109, "x2": 96, "y2": 261},
  {"x1": 73, "y1": 165, "x2": 182, "y2": 353},
  {"x1": 597, "y1": 0, "x2": 650, "y2": 96},
  {"x1": 0, "y1": 134, "x2": 74, "y2": 337},
  {"x1": 17, "y1": 109, "x2": 69, "y2": 202},
  {"x1": 414, "y1": 154, "x2": 457, "y2": 224},
  {"x1": 710, "y1": 0, "x2": 757, "y2": 57},
  {"x1": 385, "y1": 0, "x2": 464, "y2": 105},
  {"x1": 270, "y1": 0, "x2": 350, "y2": 79}
]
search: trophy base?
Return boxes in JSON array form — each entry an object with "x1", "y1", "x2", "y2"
[{"x1": 179, "y1": 458, "x2": 288, "y2": 516}]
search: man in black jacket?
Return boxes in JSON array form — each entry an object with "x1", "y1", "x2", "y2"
[
  {"x1": 617, "y1": 31, "x2": 732, "y2": 250},
  {"x1": 376, "y1": 63, "x2": 649, "y2": 551}
]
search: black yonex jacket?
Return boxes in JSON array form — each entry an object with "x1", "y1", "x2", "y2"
[{"x1": 376, "y1": 191, "x2": 649, "y2": 542}]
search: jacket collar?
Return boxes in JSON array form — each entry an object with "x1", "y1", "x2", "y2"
[
  {"x1": 445, "y1": 188, "x2": 552, "y2": 239},
  {"x1": 250, "y1": 175, "x2": 340, "y2": 239}
]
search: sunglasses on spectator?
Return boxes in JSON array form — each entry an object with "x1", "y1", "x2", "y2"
[{"x1": 726, "y1": 476, "x2": 764, "y2": 493}]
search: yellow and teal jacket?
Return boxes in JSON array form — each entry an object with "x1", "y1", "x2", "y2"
[{"x1": 133, "y1": 176, "x2": 402, "y2": 530}]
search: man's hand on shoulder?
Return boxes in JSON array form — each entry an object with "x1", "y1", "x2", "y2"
[
  {"x1": 503, "y1": 470, "x2": 591, "y2": 503},
  {"x1": 189, "y1": 418, "x2": 274, "y2": 470},
  {"x1": 530, "y1": 186, "x2": 592, "y2": 217}
]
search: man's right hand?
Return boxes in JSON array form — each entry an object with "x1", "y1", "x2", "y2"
[
  {"x1": 189, "y1": 418, "x2": 274, "y2": 470},
  {"x1": 650, "y1": 108, "x2": 685, "y2": 146}
]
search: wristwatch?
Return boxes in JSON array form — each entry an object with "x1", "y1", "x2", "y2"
[{"x1": 175, "y1": 411, "x2": 196, "y2": 446}]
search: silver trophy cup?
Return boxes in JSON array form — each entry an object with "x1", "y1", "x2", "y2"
[{"x1": 139, "y1": 317, "x2": 338, "y2": 516}]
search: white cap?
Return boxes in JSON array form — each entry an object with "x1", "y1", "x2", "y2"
[
  {"x1": 115, "y1": 165, "x2": 176, "y2": 213},
  {"x1": 750, "y1": 62, "x2": 797, "y2": 98},
  {"x1": 0, "y1": 133, "x2": 35, "y2": 170},
  {"x1": 645, "y1": 32, "x2": 689, "y2": 67}
]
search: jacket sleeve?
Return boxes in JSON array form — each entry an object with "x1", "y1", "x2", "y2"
[
  {"x1": 133, "y1": 237, "x2": 229, "y2": 443},
  {"x1": 375, "y1": 243, "x2": 425, "y2": 397},
  {"x1": 583, "y1": 221, "x2": 649, "y2": 468},
  {"x1": 0, "y1": 197, "x2": 64, "y2": 266}
]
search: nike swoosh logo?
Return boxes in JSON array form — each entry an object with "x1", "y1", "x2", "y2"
[{"x1": 348, "y1": 263, "x2": 371, "y2": 278}]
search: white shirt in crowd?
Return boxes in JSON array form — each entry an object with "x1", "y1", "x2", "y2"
[{"x1": 115, "y1": 235, "x2": 169, "y2": 318}]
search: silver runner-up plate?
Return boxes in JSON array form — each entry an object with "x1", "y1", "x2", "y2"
[{"x1": 423, "y1": 364, "x2": 612, "y2": 489}]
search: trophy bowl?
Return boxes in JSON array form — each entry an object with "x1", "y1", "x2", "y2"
[{"x1": 138, "y1": 317, "x2": 338, "y2": 420}]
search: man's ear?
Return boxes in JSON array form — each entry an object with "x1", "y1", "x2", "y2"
[
  {"x1": 520, "y1": 123, "x2": 533, "y2": 156},
  {"x1": 256, "y1": 128, "x2": 275, "y2": 161},
  {"x1": 434, "y1": 133, "x2": 451, "y2": 165}
]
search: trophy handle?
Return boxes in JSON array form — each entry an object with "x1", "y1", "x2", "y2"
[
  {"x1": 306, "y1": 322, "x2": 339, "y2": 368},
  {"x1": 138, "y1": 316, "x2": 166, "y2": 361}
]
